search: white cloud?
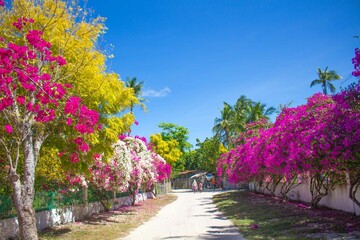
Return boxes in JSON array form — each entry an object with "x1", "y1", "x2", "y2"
[{"x1": 142, "y1": 87, "x2": 171, "y2": 97}]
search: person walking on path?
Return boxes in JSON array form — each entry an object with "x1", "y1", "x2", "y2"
[
  {"x1": 199, "y1": 181, "x2": 203, "y2": 193},
  {"x1": 192, "y1": 179, "x2": 198, "y2": 193},
  {"x1": 211, "y1": 177, "x2": 216, "y2": 191}
]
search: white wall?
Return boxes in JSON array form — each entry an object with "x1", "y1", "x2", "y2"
[
  {"x1": 0, "y1": 192, "x2": 154, "y2": 240},
  {"x1": 249, "y1": 181, "x2": 360, "y2": 216}
]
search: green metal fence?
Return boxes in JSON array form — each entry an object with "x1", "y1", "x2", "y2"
[
  {"x1": 0, "y1": 184, "x2": 163, "y2": 220},
  {"x1": 0, "y1": 194, "x2": 16, "y2": 219},
  {"x1": 0, "y1": 189, "x2": 86, "y2": 220},
  {"x1": 115, "y1": 191, "x2": 129, "y2": 198},
  {"x1": 87, "y1": 186, "x2": 114, "y2": 203}
]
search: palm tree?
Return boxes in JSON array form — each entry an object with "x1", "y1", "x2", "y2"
[
  {"x1": 213, "y1": 96, "x2": 252, "y2": 148},
  {"x1": 212, "y1": 102, "x2": 235, "y2": 148},
  {"x1": 124, "y1": 77, "x2": 147, "y2": 112},
  {"x1": 247, "y1": 101, "x2": 276, "y2": 123},
  {"x1": 233, "y1": 95, "x2": 250, "y2": 132},
  {"x1": 213, "y1": 96, "x2": 275, "y2": 147},
  {"x1": 310, "y1": 67, "x2": 342, "y2": 95}
]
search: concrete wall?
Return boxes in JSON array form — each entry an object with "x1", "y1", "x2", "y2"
[
  {"x1": 0, "y1": 192, "x2": 154, "y2": 240},
  {"x1": 248, "y1": 181, "x2": 360, "y2": 216}
]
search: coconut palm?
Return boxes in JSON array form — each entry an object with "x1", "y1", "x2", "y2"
[
  {"x1": 124, "y1": 77, "x2": 147, "y2": 112},
  {"x1": 213, "y1": 96, "x2": 251, "y2": 147},
  {"x1": 213, "y1": 96, "x2": 275, "y2": 147},
  {"x1": 310, "y1": 67, "x2": 342, "y2": 95},
  {"x1": 233, "y1": 95, "x2": 250, "y2": 132},
  {"x1": 247, "y1": 101, "x2": 276, "y2": 123},
  {"x1": 213, "y1": 102, "x2": 235, "y2": 148}
]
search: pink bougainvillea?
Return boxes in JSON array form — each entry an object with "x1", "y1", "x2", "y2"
[
  {"x1": 352, "y1": 48, "x2": 360, "y2": 77},
  {"x1": 0, "y1": 18, "x2": 100, "y2": 172},
  {"x1": 4, "y1": 125, "x2": 12, "y2": 133},
  {"x1": 217, "y1": 82, "x2": 360, "y2": 206},
  {"x1": 152, "y1": 152, "x2": 171, "y2": 181}
]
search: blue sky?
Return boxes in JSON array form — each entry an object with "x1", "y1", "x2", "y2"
[{"x1": 86, "y1": 0, "x2": 359, "y2": 146}]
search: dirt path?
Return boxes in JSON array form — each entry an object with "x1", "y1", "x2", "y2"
[{"x1": 122, "y1": 189, "x2": 244, "y2": 240}]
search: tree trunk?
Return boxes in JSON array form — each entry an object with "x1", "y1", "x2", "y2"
[
  {"x1": 11, "y1": 175, "x2": 38, "y2": 239},
  {"x1": 280, "y1": 175, "x2": 302, "y2": 200},
  {"x1": 10, "y1": 127, "x2": 39, "y2": 239},
  {"x1": 349, "y1": 174, "x2": 360, "y2": 208},
  {"x1": 225, "y1": 130, "x2": 231, "y2": 148},
  {"x1": 311, "y1": 194, "x2": 325, "y2": 208},
  {"x1": 128, "y1": 188, "x2": 137, "y2": 206},
  {"x1": 132, "y1": 191, "x2": 136, "y2": 206},
  {"x1": 94, "y1": 188, "x2": 111, "y2": 211},
  {"x1": 322, "y1": 82, "x2": 327, "y2": 95},
  {"x1": 310, "y1": 173, "x2": 329, "y2": 208},
  {"x1": 265, "y1": 176, "x2": 281, "y2": 196}
]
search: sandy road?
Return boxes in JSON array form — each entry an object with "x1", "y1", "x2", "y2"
[{"x1": 122, "y1": 189, "x2": 244, "y2": 240}]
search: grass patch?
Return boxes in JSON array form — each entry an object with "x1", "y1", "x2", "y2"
[
  {"x1": 39, "y1": 194, "x2": 177, "y2": 240},
  {"x1": 213, "y1": 191, "x2": 360, "y2": 240}
]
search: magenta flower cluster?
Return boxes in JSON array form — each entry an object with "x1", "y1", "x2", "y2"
[
  {"x1": 352, "y1": 48, "x2": 360, "y2": 77},
  {"x1": 0, "y1": 18, "x2": 99, "y2": 163},
  {"x1": 13, "y1": 17, "x2": 34, "y2": 30},
  {"x1": 152, "y1": 152, "x2": 172, "y2": 181},
  {"x1": 218, "y1": 50, "x2": 360, "y2": 205},
  {"x1": 217, "y1": 84, "x2": 360, "y2": 201},
  {"x1": 64, "y1": 96, "x2": 99, "y2": 134}
]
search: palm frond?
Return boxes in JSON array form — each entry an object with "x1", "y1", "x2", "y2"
[
  {"x1": 265, "y1": 106, "x2": 276, "y2": 116},
  {"x1": 328, "y1": 82, "x2": 337, "y2": 94},
  {"x1": 310, "y1": 79, "x2": 322, "y2": 87},
  {"x1": 327, "y1": 71, "x2": 342, "y2": 80}
]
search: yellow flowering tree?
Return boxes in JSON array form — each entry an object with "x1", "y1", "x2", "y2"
[
  {"x1": 150, "y1": 133, "x2": 182, "y2": 167},
  {"x1": 0, "y1": 1, "x2": 139, "y2": 238},
  {"x1": 0, "y1": 0, "x2": 137, "y2": 177}
]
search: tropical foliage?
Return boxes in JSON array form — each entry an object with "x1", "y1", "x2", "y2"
[
  {"x1": 174, "y1": 137, "x2": 227, "y2": 174},
  {"x1": 0, "y1": 1, "x2": 141, "y2": 238},
  {"x1": 158, "y1": 122, "x2": 192, "y2": 152},
  {"x1": 0, "y1": 0, "x2": 138, "y2": 162},
  {"x1": 0, "y1": 13, "x2": 100, "y2": 240},
  {"x1": 217, "y1": 48, "x2": 359, "y2": 208},
  {"x1": 213, "y1": 95, "x2": 275, "y2": 148},
  {"x1": 193, "y1": 137, "x2": 227, "y2": 172},
  {"x1": 1, "y1": 0, "x2": 359, "y2": 238},
  {"x1": 217, "y1": 74, "x2": 360, "y2": 209}
]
